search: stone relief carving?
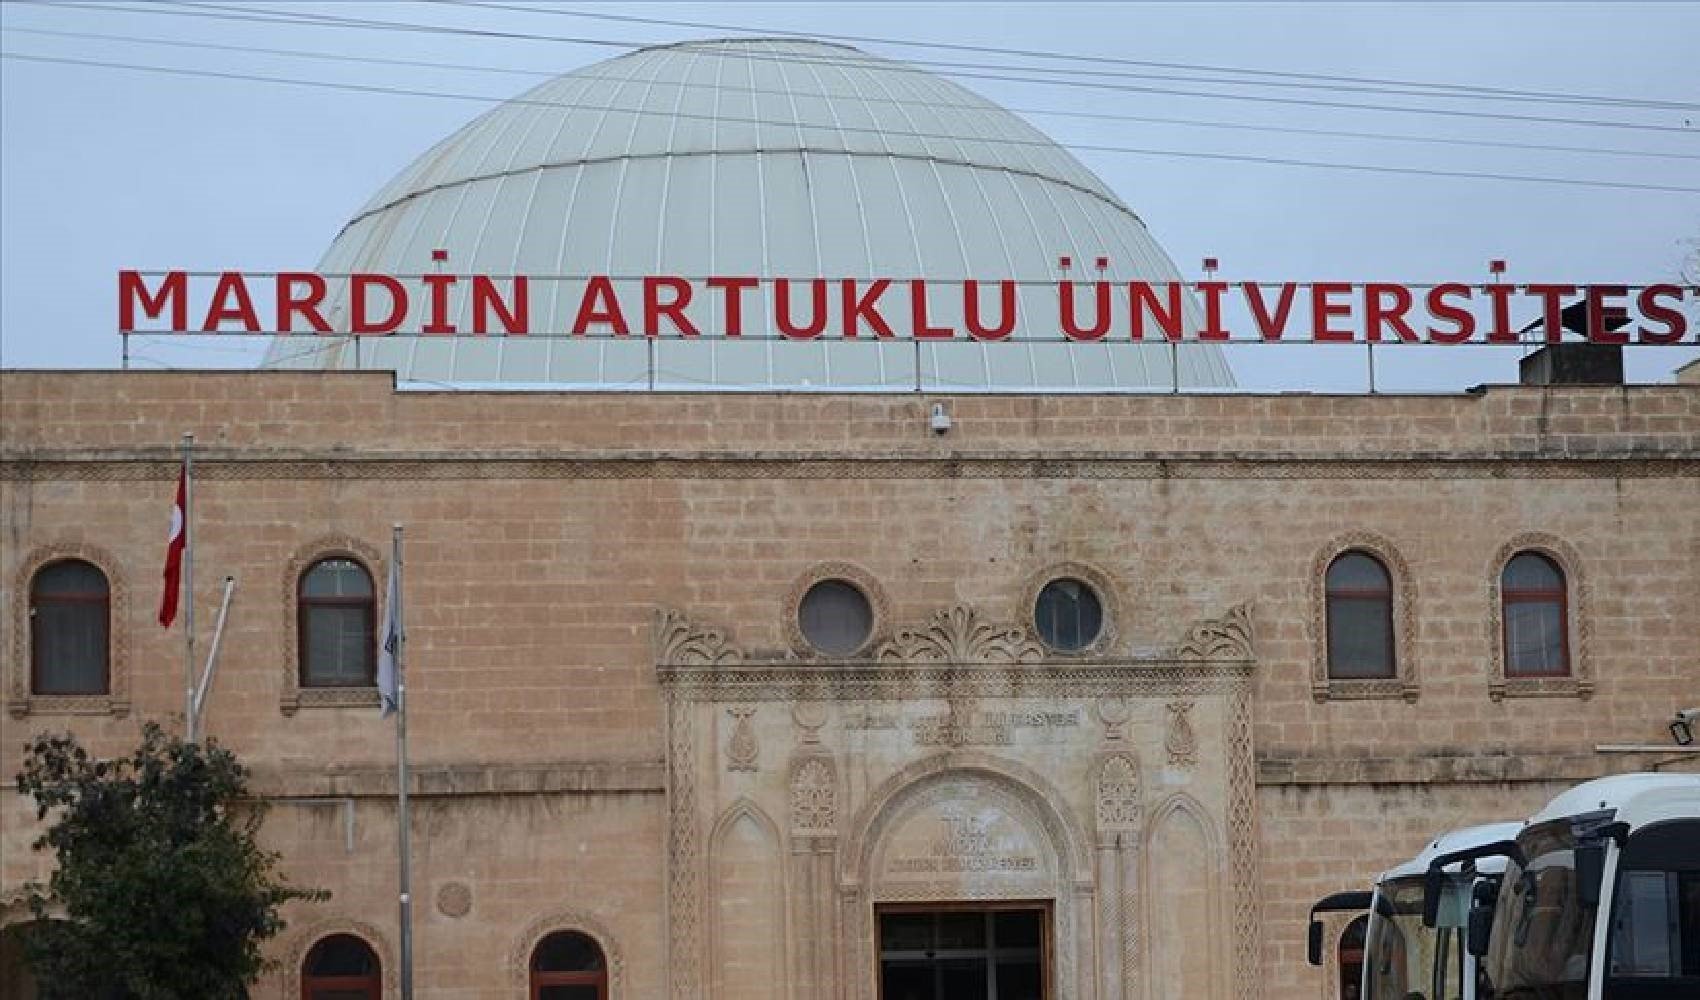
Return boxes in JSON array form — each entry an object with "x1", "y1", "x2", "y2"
[
  {"x1": 1165, "y1": 701, "x2": 1199, "y2": 768},
  {"x1": 1226, "y1": 687, "x2": 1262, "y2": 1000},
  {"x1": 655, "y1": 608, "x2": 743, "y2": 666},
  {"x1": 665, "y1": 701, "x2": 701, "y2": 1000},
  {"x1": 875, "y1": 604, "x2": 1046, "y2": 664},
  {"x1": 726, "y1": 706, "x2": 759, "y2": 772},
  {"x1": 1096, "y1": 753, "x2": 1143, "y2": 831},
  {"x1": 792, "y1": 702, "x2": 827, "y2": 745},
  {"x1": 435, "y1": 881, "x2": 472, "y2": 918},
  {"x1": 1096, "y1": 697, "x2": 1130, "y2": 743},
  {"x1": 1175, "y1": 603, "x2": 1255, "y2": 661},
  {"x1": 790, "y1": 756, "x2": 837, "y2": 833}
]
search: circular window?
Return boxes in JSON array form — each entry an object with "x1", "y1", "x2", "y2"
[
  {"x1": 798, "y1": 580, "x2": 874, "y2": 656},
  {"x1": 1034, "y1": 578, "x2": 1104, "y2": 652}
]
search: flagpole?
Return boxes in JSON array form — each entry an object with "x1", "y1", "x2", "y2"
[
  {"x1": 392, "y1": 524, "x2": 414, "y2": 1000},
  {"x1": 182, "y1": 432, "x2": 196, "y2": 741}
]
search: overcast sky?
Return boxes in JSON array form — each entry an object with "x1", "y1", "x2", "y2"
[{"x1": 2, "y1": 1, "x2": 1697, "y2": 391}]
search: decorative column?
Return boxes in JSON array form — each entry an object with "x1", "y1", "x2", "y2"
[{"x1": 1094, "y1": 752, "x2": 1143, "y2": 1000}]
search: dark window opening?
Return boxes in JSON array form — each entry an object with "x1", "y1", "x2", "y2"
[{"x1": 30, "y1": 559, "x2": 110, "y2": 695}]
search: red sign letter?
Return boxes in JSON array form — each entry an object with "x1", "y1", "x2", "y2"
[
  {"x1": 351, "y1": 275, "x2": 408, "y2": 334},
  {"x1": 119, "y1": 270, "x2": 187, "y2": 331},
  {"x1": 277, "y1": 273, "x2": 332, "y2": 333}
]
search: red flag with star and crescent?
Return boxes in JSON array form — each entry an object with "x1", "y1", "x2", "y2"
[{"x1": 159, "y1": 464, "x2": 186, "y2": 627}]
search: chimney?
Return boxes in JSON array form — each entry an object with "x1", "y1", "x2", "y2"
[{"x1": 1517, "y1": 297, "x2": 1627, "y2": 386}]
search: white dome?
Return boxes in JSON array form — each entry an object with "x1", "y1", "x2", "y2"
[{"x1": 271, "y1": 38, "x2": 1234, "y2": 390}]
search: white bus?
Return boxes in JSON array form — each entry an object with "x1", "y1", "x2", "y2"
[
  {"x1": 1309, "y1": 821, "x2": 1522, "y2": 1000},
  {"x1": 1426, "y1": 773, "x2": 1700, "y2": 1000}
]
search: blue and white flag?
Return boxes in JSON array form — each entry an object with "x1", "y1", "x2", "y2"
[{"x1": 377, "y1": 551, "x2": 401, "y2": 718}]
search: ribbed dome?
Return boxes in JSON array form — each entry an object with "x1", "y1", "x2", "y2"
[{"x1": 272, "y1": 38, "x2": 1234, "y2": 389}]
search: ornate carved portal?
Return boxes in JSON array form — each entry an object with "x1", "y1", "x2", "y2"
[{"x1": 657, "y1": 603, "x2": 1259, "y2": 1000}]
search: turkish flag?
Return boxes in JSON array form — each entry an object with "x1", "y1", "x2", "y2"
[{"x1": 159, "y1": 465, "x2": 186, "y2": 628}]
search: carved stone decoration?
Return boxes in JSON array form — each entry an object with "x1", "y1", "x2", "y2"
[
  {"x1": 1165, "y1": 701, "x2": 1198, "y2": 768},
  {"x1": 790, "y1": 756, "x2": 838, "y2": 833},
  {"x1": 665, "y1": 700, "x2": 702, "y2": 1000},
  {"x1": 9, "y1": 541, "x2": 132, "y2": 719},
  {"x1": 435, "y1": 881, "x2": 472, "y2": 918},
  {"x1": 1096, "y1": 753, "x2": 1143, "y2": 832},
  {"x1": 655, "y1": 608, "x2": 743, "y2": 666},
  {"x1": 875, "y1": 604, "x2": 1046, "y2": 664},
  {"x1": 1096, "y1": 697, "x2": 1130, "y2": 742},
  {"x1": 279, "y1": 535, "x2": 385, "y2": 716},
  {"x1": 726, "y1": 706, "x2": 758, "y2": 772},
  {"x1": 1226, "y1": 685, "x2": 1262, "y2": 1000},
  {"x1": 1174, "y1": 603, "x2": 1255, "y2": 661},
  {"x1": 792, "y1": 702, "x2": 827, "y2": 745}
]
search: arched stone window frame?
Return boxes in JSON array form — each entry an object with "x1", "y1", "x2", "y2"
[
  {"x1": 279, "y1": 918, "x2": 396, "y2": 999},
  {"x1": 1020, "y1": 561, "x2": 1121, "y2": 657},
  {"x1": 279, "y1": 536, "x2": 385, "y2": 715},
  {"x1": 783, "y1": 562, "x2": 889, "y2": 659},
  {"x1": 1309, "y1": 533, "x2": 1418, "y2": 703},
  {"x1": 8, "y1": 543, "x2": 131, "y2": 719},
  {"x1": 1487, "y1": 533, "x2": 1591, "y2": 701},
  {"x1": 507, "y1": 909, "x2": 625, "y2": 997}
]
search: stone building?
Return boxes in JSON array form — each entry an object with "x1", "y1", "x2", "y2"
[
  {"x1": 4, "y1": 35, "x2": 1698, "y2": 1000},
  {"x1": 3, "y1": 375, "x2": 1696, "y2": 999}
]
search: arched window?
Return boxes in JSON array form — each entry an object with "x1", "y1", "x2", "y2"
[
  {"x1": 1325, "y1": 551, "x2": 1394, "y2": 679},
  {"x1": 1339, "y1": 914, "x2": 1368, "y2": 1000},
  {"x1": 531, "y1": 930, "x2": 607, "y2": 1000},
  {"x1": 1502, "y1": 552, "x2": 1568, "y2": 677},
  {"x1": 301, "y1": 933, "x2": 380, "y2": 1000},
  {"x1": 298, "y1": 558, "x2": 376, "y2": 687},
  {"x1": 30, "y1": 559, "x2": 110, "y2": 695}
]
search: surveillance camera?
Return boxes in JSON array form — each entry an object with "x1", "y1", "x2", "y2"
[
  {"x1": 1672, "y1": 709, "x2": 1699, "y2": 747},
  {"x1": 929, "y1": 402, "x2": 952, "y2": 434}
]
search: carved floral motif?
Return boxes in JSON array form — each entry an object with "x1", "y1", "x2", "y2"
[
  {"x1": 875, "y1": 605, "x2": 1045, "y2": 664},
  {"x1": 790, "y1": 757, "x2": 837, "y2": 832},
  {"x1": 1096, "y1": 754, "x2": 1142, "y2": 831},
  {"x1": 726, "y1": 707, "x2": 758, "y2": 772},
  {"x1": 1165, "y1": 700, "x2": 1199, "y2": 768},
  {"x1": 655, "y1": 608, "x2": 742, "y2": 666},
  {"x1": 1175, "y1": 603, "x2": 1255, "y2": 660}
]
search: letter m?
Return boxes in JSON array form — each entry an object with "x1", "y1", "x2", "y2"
[{"x1": 119, "y1": 270, "x2": 188, "y2": 330}]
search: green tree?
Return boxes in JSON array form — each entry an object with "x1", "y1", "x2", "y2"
[{"x1": 14, "y1": 722, "x2": 325, "y2": 1000}]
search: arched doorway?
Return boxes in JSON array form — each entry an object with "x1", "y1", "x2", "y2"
[
  {"x1": 1, "y1": 922, "x2": 42, "y2": 1000},
  {"x1": 301, "y1": 933, "x2": 381, "y2": 1000},
  {"x1": 530, "y1": 930, "x2": 608, "y2": 1000},
  {"x1": 1339, "y1": 915, "x2": 1368, "y2": 1000}
]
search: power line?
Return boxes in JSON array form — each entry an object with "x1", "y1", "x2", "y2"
[
  {"x1": 6, "y1": 50, "x2": 1696, "y2": 196},
  {"x1": 25, "y1": 0, "x2": 1700, "y2": 135},
  {"x1": 8, "y1": 24, "x2": 1696, "y2": 164},
  {"x1": 444, "y1": 0, "x2": 1700, "y2": 113}
]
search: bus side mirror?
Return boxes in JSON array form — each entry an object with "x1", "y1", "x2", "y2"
[
  {"x1": 1422, "y1": 867, "x2": 1442, "y2": 928},
  {"x1": 1307, "y1": 919, "x2": 1324, "y2": 966},
  {"x1": 1575, "y1": 842, "x2": 1606, "y2": 907},
  {"x1": 1467, "y1": 902, "x2": 1494, "y2": 957}
]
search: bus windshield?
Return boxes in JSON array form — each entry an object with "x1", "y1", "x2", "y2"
[
  {"x1": 1481, "y1": 821, "x2": 1593, "y2": 999},
  {"x1": 1365, "y1": 876, "x2": 1469, "y2": 1000}
]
